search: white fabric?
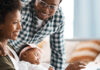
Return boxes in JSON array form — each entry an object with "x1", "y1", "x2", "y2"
[
  {"x1": 8, "y1": 55, "x2": 19, "y2": 70},
  {"x1": 36, "y1": 17, "x2": 44, "y2": 27},
  {"x1": 81, "y1": 62, "x2": 100, "y2": 70},
  {"x1": 94, "y1": 54, "x2": 100, "y2": 63},
  {"x1": 7, "y1": 46, "x2": 51, "y2": 70},
  {"x1": 7, "y1": 46, "x2": 19, "y2": 70},
  {"x1": 81, "y1": 54, "x2": 100, "y2": 70},
  {"x1": 18, "y1": 62, "x2": 50, "y2": 70}
]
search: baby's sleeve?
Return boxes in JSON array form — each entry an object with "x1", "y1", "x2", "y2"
[
  {"x1": 18, "y1": 61, "x2": 38, "y2": 70},
  {"x1": 19, "y1": 61, "x2": 51, "y2": 70}
]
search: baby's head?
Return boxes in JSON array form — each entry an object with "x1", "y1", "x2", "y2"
[{"x1": 20, "y1": 46, "x2": 41, "y2": 65}]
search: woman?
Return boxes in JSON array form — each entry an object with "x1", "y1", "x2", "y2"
[{"x1": 0, "y1": 0, "x2": 21, "y2": 69}]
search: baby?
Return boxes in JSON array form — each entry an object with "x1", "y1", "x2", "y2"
[{"x1": 19, "y1": 44, "x2": 54, "y2": 70}]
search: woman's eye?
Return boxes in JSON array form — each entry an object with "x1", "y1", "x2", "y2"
[{"x1": 13, "y1": 22, "x2": 17, "y2": 24}]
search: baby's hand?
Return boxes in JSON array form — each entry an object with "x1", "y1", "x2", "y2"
[{"x1": 49, "y1": 66, "x2": 55, "y2": 70}]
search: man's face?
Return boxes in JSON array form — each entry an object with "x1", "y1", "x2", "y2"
[
  {"x1": 0, "y1": 10, "x2": 21, "y2": 40},
  {"x1": 34, "y1": 0, "x2": 60, "y2": 20}
]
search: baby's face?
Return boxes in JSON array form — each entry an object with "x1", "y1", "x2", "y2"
[{"x1": 20, "y1": 48, "x2": 41, "y2": 64}]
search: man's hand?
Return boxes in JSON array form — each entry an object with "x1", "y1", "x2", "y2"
[{"x1": 65, "y1": 62, "x2": 85, "y2": 70}]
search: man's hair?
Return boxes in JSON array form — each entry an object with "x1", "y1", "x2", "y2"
[{"x1": 0, "y1": 0, "x2": 21, "y2": 23}]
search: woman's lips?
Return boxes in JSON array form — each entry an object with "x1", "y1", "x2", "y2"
[{"x1": 13, "y1": 31, "x2": 19, "y2": 36}]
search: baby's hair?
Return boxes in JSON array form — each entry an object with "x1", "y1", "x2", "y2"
[{"x1": 0, "y1": 0, "x2": 21, "y2": 23}]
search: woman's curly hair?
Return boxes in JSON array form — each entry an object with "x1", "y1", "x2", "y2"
[{"x1": 0, "y1": 0, "x2": 21, "y2": 23}]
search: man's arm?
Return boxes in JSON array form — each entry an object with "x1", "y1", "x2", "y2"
[
  {"x1": 50, "y1": 23, "x2": 66, "y2": 70},
  {"x1": 50, "y1": 7, "x2": 66, "y2": 70},
  {"x1": 50, "y1": 24, "x2": 66, "y2": 70},
  {"x1": 0, "y1": 56, "x2": 15, "y2": 70}
]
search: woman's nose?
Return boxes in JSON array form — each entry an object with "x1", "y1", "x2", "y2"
[{"x1": 17, "y1": 22, "x2": 22, "y2": 30}]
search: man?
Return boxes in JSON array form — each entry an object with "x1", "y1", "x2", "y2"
[{"x1": 8, "y1": 0, "x2": 66, "y2": 70}]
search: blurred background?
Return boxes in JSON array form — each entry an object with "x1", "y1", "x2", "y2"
[{"x1": 60, "y1": 0, "x2": 100, "y2": 39}]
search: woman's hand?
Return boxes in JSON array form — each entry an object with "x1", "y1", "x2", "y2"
[{"x1": 65, "y1": 62, "x2": 85, "y2": 70}]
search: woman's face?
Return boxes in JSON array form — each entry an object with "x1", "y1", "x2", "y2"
[
  {"x1": 0, "y1": 10, "x2": 21, "y2": 40},
  {"x1": 34, "y1": 0, "x2": 60, "y2": 20}
]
